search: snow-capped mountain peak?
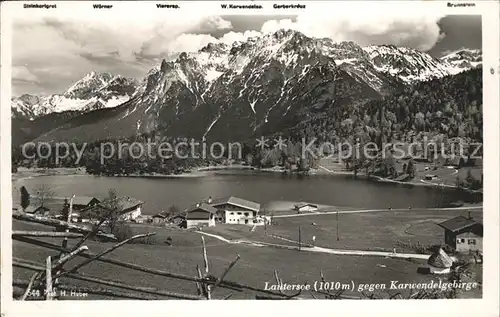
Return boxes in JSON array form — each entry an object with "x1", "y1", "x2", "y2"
[
  {"x1": 63, "y1": 71, "x2": 114, "y2": 99},
  {"x1": 440, "y1": 48, "x2": 482, "y2": 74},
  {"x1": 13, "y1": 29, "x2": 482, "y2": 145},
  {"x1": 363, "y1": 45, "x2": 452, "y2": 83},
  {"x1": 12, "y1": 72, "x2": 139, "y2": 120}
]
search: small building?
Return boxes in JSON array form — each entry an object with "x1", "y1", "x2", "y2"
[
  {"x1": 427, "y1": 248, "x2": 454, "y2": 274},
  {"x1": 186, "y1": 203, "x2": 217, "y2": 228},
  {"x1": 424, "y1": 174, "x2": 438, "y2": 181},
  {"x1": 25, "y1": 205, "x2": 50, "y2": 216},
  {"x1": 70, "y1": 211, "x2": 81, "y2": 223},
  {"x1": 131, "y1": 215, "x2": 150, "y2": 224},
  {"x1": 209, "y1": 196, "x2": 260, "y2": 225},
  {"x1": 152, "y1": 213, "x2": 168, "y2": 225},
  {"x1": 71, "y1": 196, "x2": 101, "y2": 211},
  {"x1": 438, "y1": 215, "x2": 483, "y2": 253},
  {"x1": 170, "y1": 212, "x2": 187, "y2": 227},
  {"x1": 294, "y1": 203, "x2": 318, "y2": 213},
  {"x1": 117, "y1": 197, "x2": 144, "y2": 221}
]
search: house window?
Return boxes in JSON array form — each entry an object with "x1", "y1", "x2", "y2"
[
  {"x1": 460, "y1": 238, "x2": 465, "y2": 243},
  {"x1": 230, "y1": 212, "x2": 234, "y2": 215},
  {"x1": 468, "y1": 239, "x2": 476, "y2": 245},
  {"x1": 237, "y1": 212, "x2": 242, "y2": 215},
  {"x1": 244, "y1": 212, "x2": 249, "y2": 217}
]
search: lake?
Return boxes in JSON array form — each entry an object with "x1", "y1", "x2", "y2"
[{"x1": 14, "y1": 171, "x2": 481, "y2": 215}]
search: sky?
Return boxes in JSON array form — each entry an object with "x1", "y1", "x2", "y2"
[{"x1": 12, "y1": 14, "x2": 481, "y2": 96}]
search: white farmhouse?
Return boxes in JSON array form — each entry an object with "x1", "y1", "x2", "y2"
[{"x1": 209, "y1": 196, "x2": 261, "y2": 225}]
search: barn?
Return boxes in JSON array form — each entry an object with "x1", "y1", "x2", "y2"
[
  {"x1": 186, "y1": 203, "x2": 217, "y2": 228},
  {"x1": 438, "y1": 215, "x2": 483, "y2": 253}
]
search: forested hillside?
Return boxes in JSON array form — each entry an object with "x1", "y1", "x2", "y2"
[{"x1": 289, "y1": 67, "x2": 482, "y2": 144}]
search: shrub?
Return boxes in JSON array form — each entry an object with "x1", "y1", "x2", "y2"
[
  {"x1": 112, "y1": 222, "x2": 134, "y2": 242},
  {"x1": 112, "y1": 222, "x2": 159, "y2": 244},
  {"x1": 136, "y1": 235, "x2": 158, "y2": 245}
]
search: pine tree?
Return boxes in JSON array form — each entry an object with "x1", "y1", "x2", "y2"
[
  {"x1": 20, "y1": 186, "x2": 30, "y2": 212},
  {"x1": 61, "y1": 199, "x2": 70, "y2": 220}
]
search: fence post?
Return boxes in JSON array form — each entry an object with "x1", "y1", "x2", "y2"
[
  {"x1": 61, "y1": 195, "x2": 75, "y2": 251},
  {"x1": 298, "y1": 226, "x2": 302, "y2": 251},
  {"x1": 201, "y1": 237, "x2": 211, "y2": 299},
  {"x1": 46, "y1": 256, "x2": 53, "y2": 300}
]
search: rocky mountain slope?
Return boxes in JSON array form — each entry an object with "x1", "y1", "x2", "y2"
[
  {"x1": 11, "y1": 72, "x2": 139, "y2": 120},
  {"x1": 440, "y1": 48, "x2": 482, "y2": 74},
  {"x1": 15, "y1": 30, "x2": 482, "y2": 145},
  {"x1": 364, "y1": 45, "x2": 454, "y2": 84}
]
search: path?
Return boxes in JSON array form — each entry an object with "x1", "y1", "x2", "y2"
[
  {"x1": 272, "y1": 206, "x2": 483, "y2": 219},
  {"x1": 196, "y1": 231, "x2": 430, "y2": 260}
]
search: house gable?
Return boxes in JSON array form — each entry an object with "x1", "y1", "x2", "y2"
[
  {"x1": 186, "y1": 204, "x2": 217, "y2": 220},
  {"x1": 212, "y1": 203, "x2": 256, "y2": 213},
  {"x1": 187, "y1": 210, "x2": 214, "y2": 220},
  {"x1": 72, "y1": 196, "x2": 101, "y2": 207}
]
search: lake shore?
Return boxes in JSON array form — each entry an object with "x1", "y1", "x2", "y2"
[
  {"x1": 13, "y1": 164, "x2": 483, "y2": 192},
  {"x1": 12, "y1": 167, "x2": 87, "y2": 183}
]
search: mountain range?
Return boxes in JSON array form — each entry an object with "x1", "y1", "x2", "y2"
[
  {"x1": 12, "y1": 72, "x2": 139, "y2": 120},
  {"x1": 12, "y1": 29, "x2": 482, "y2": 146}
]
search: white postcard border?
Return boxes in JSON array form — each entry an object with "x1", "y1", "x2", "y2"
[{"x1": 1, "y1": 1, "x2": 498, "y2": 316}]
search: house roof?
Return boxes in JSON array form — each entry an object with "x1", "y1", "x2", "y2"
[
  {"x1": 117, "y1": 197, "x2": 144, "y2": 212},
  {"x1": 172, "y1": 212, "x2": 187, "y2": 219},
  {"x1": 294, "y1": 203, "x2": 318, "y2": 209},
  {"x1": 427, "y1": 248, "x2": 453, "y2": 268},
  {"x1": 25, "y1": 205, "x2": 50, "y2": 213},
  {"x1": 72, "y1": 196, "x2": 100, "y2": 206},
  {"x1": 152, "y1": 213, "x2": 168, "y2": 219},
  {"x1": 186, "y1": 204, "x2": 217, "y2": 220},
  {"x1": 186, "y1": 203, "x2": 218, "y2": 214},
  {"x1": 438, "y1": 216, "x2": 479, "y2": 232},
  {"x1": 210, "y1": 196, "x2": 260, "y2": 212}
]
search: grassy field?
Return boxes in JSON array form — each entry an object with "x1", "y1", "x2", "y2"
[
  {"x1": 12, "y1": 206, "x2": 483, "y2": 299},
  {"x1": 265, "y1": 209, "x2": 483, "y2": 253},
  {"x1": 12, "y1": 235, "x2": 436, "y2": 300}
]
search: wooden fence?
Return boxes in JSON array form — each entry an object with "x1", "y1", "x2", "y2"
[
  {"x1": 12, "y1": 199, "x2": 450, "y2": 300},
  {"x1": 12, "y1": 198, "x2": 307, "y2": 300}
]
